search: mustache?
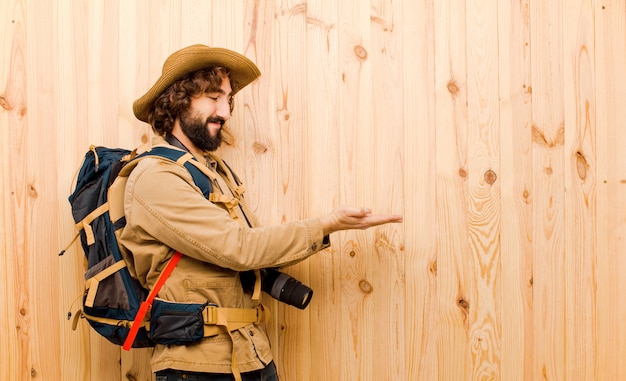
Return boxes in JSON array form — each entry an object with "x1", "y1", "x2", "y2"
[{"x1": 206, "y1": 116, "x2": 225, "y2": 126}]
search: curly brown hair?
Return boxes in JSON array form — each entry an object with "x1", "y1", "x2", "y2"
[{"x1": 147, "y1": 67, "x2": 235, "y2": 136}]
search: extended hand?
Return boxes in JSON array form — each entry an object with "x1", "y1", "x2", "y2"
[{"x1": 319, "y1": 206, "x2": 403, "y2": 236}]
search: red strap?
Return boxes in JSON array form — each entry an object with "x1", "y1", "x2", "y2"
[{"x1": 122, "y1": 251, "x2": 183, "y2": 350}]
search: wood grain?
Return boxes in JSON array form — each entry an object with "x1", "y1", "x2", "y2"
[
  {"x1": 304, "y1": 0, "x2": 342, "y2": 380},
  {"x1": 498, "y1": 0, "x2": 533, "y2": 379},
  {"x1": 2, "y1": 0, "x2": 626, "y2": 380},
  {"x1": 369, "y1": 0, "x2": 406, "y2": 379},
  {"x1": 434, "y1": 0, "x2": 472, "y2": 379},
  {"x1": 594, "y1": 1, "x2": 626, "y2": 379},
  {"x1": 466, "y1": 0, "x2": 502, "y2": 377},
  {"x1": 563, "y1": 0, "x2": 597, "y2": 379},
  {"x1": 531, "y1": 0, "x2": 567, "y2": 379},
  {"x1": 401, "y1": 0, "x2": 439, "y2": 379}
]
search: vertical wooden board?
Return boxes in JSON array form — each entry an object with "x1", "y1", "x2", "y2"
[
  {"x1": 23, "y1": 0, "x2": 64, "y2": 379},
  {"x1": 433, "y1": 0, "x2": 472, "y2": 379},
  {"x1": 400, "y1": 0, "x2": 438, "y2": 380},
  {"x1": 147, "y1": 0, "x2": 182, "y2": 95},
  {"x1": 118, "y1": 0, "x2": 152, "y2": 147},
  {"x1": 369, "y1": 0, "x2": 406, "y2": 380},
  {"x1": 337, "y1": 0, "x2": 376, "y2": 379},
  {"x1": 56, "y1": 0, "x2": 90, "y2": 152},
  {"x1": 87, "y1": 0, "x2": 121, "y2": 146},
  {"x1": 25, "y1": 0, "x2": 59, "y2": 379},
  {"x1": 594, "y1": 0, "x2": 626, "y2": 379},
  {"x1": 180, "y1": 0, "x2": 211, "y2": 46},
  {"x1": 208, "y1": 0, "x2": 245, "y2": 51},
  {"x1": 56, "y1": 1, "x2": 92, "y2": 379},
  {"x1": 465, "y1": 0, "x2": 502, "y2": 378},
  {"x1": 304, "y1": 0, "x2": 342, "y2": 379},
  {"x1": 121, "y1": 348, "x2": 153, "y2": 381},
  {"x1": 497, "y1": 0, "x2": 533, "y2": 380},
  {"x1": 237, "y1": 0, "x2": 277, "y2": 228},
  {"x1": 530, "y1": 0, "x2": 567, "y2": 379},
  {"x1": 269, "y1": 1, "x2": 314, "y2": 379},
  {"x1": 1, "y1": 1, "x2": 27, "y2": 380},
  {"x1": 87, "y1": 340, "x2": 123, "y2": 381},
  {"x1": 562, "y1": 0, "x2": 597, "y2": 379}
]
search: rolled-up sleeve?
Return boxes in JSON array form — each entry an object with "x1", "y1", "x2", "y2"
[{"x1": 121, "y1": 157, "x2": 329, "y2": 271}]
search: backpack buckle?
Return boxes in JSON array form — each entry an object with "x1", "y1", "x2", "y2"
[{"x1": 203, "y1": 305, "x2": 219, "y2": 325}]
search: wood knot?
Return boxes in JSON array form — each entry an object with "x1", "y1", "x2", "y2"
[
  {"x1": 429, "y1": 260, "x2": 437, "y2": 276},
  {"x1": 252, "y1": 142, "x2": 268, "y2": 154},
  {"x1": 447, "y1": 80, "x2": 459, "y2": 95},
  {"x1": 458, "y1": 168, "x2": 467, "y2": 178},
  {"x1": 0, "y1": 95, "x2": 12, "y2": 110},
  {"x1": 277, "y1": 108, "x2": 290, "y2": 122},
  {"x1": 457, "y1": 298, "x2": 469, "y2": 311},
  {"x1": 354, "y1": 45, "x2": 368, "y2": 60},
  {"x1": 28, "y1": 183, "x2": 38, "y2": 198},
  {"x1": 575, "y1": 151, "x2": 588, "y2": 180},
  {"x1": 484, "y1": 170, "x2": 497, "y2": 185},
  {"x1": 359, "y1": 279, "x2": 373, "y2": 294}
]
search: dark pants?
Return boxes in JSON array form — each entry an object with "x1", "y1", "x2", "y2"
[{"x1": 155, "y1": 362, "x2": 278, "y2": 381}]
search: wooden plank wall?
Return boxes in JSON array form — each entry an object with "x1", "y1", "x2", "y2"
[{"x1": 1, "y1": 0, "x2": 625, "y2": 380}]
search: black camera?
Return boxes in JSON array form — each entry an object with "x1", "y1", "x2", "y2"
[{"x1": 261, "y1": 269, "x2": 313, "y2": 310}]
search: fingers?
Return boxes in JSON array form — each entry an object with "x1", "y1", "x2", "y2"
[
  {"x1": 347, "y1": 206, "x2": 402, "y2": 228},
  {"x1": 322, "y1": 206, "x2": 402, "y2": 235},
  {"x1": 362, "y1": 213, "x2": 403, "y2": 228}
]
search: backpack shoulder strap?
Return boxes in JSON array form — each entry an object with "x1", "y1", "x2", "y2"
[
  {"x1": 207, "y1": 153, "x2": 259, "y2": 228},
  {"x1": 117, "y1": 145, "x2": 215, "y2": 198}
]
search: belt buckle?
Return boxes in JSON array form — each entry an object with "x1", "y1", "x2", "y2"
[{"x1": 203, "y1": 305, "x2": 219, "y2": 325}]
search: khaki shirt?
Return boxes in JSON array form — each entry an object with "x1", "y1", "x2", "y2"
[{"x1": 118, "y1": 136, "x2": 329, "y2": 373}]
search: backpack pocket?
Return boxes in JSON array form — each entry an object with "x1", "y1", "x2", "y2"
[{"x1": 150, "y1": 299, "x2": 207, "y2": 345}]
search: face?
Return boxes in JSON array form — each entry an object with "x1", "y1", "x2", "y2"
[{"x1": 179, "y1": 76, "x2": 233, "y2": 152}]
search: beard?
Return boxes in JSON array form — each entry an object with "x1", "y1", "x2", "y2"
[{"x1": 179, "y1": 111, "x2": 224, "y2": 152}]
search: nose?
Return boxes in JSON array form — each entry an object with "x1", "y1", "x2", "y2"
[{"x1": 215, "y1": 97, "x2": 231, "y2": 120}]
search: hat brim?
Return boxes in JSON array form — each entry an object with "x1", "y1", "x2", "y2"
[{"x1": 133, "y1": 45, "x2": 261, "y2": 123}]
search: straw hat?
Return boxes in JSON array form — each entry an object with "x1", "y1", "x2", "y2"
[{"x1": 133, "y1": 44, "x2": 261, "y2": 122}]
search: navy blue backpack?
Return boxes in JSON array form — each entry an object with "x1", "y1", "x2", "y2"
[{"x1": 62, "y1": 145, "x2": 213, "y2": 348}]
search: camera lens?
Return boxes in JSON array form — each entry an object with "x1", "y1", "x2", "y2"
[{"x1": 262, "y1": 269, "x2": 313, "y2": 309}]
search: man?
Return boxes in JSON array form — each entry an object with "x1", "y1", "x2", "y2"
[{"x1": 121, "y1": 44, "x2": 402, "y2": 381}]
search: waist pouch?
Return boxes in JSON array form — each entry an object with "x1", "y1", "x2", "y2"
[{"x1": 150, "y1": 299, "x2": 208, "y2": 345}]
